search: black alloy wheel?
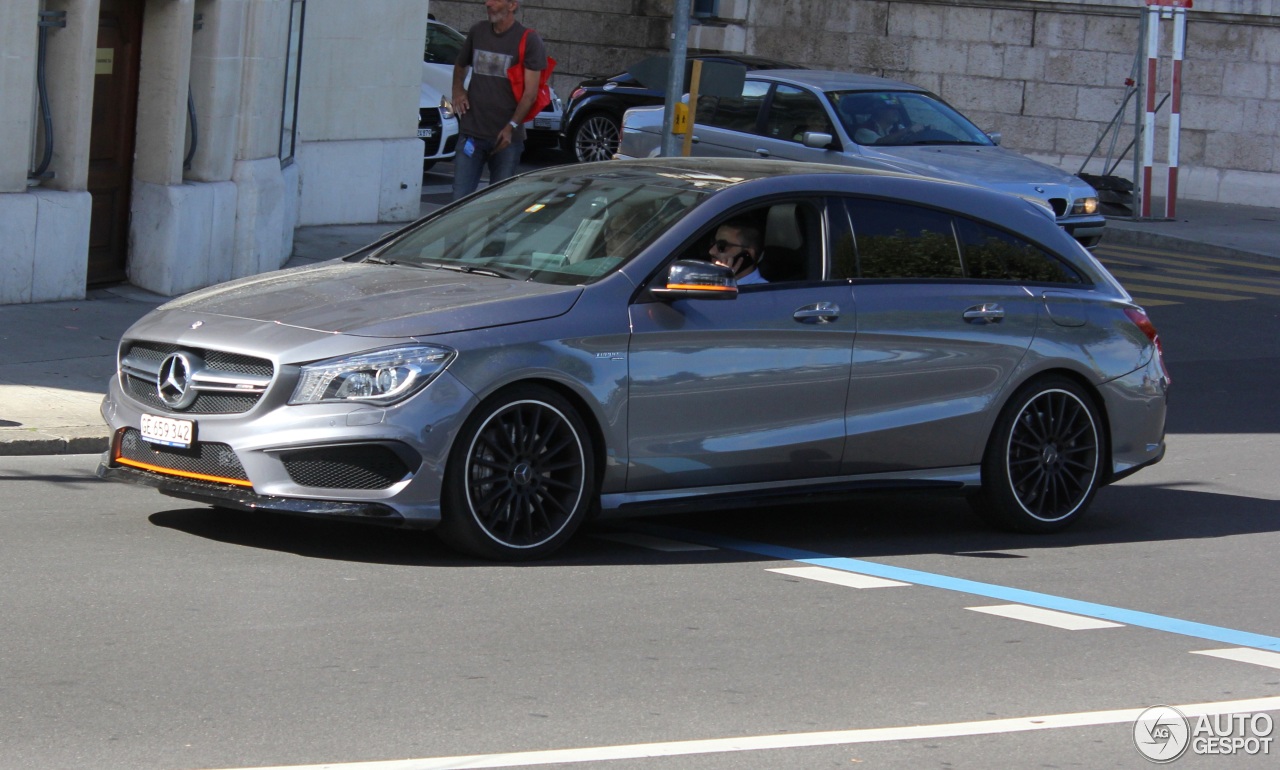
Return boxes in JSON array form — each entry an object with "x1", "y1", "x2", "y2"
[
  {"x1": 439, "y1": 384, "x2": 595, "y2": 560},
  {"x1": 571, "y1": 113, "x2": 621, "y2": 163},
  {"x1": 974, "y1": 376, "x2": 1104, "y2": 532}
]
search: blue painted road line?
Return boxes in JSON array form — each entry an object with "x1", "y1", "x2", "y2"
[{"x1": 635, "y1": 524, "x2": 1280, "y2": 652}]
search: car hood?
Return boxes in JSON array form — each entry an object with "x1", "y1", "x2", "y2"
[
  {"x1": 860, "y1": 145, "x2": 1092, "y2": 199},
  {"x1": 158, "y1": 262, "x2": 583, "y2": 338},
  {"x1": 421, "y1": 64, "x2": 451, "y2": 108}
]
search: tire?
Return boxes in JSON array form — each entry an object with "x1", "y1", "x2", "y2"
[
  {"x1": 570, "y1": 113, "x2": 621, "y2": 163},
  {"x1": 437, "y1": 384, "x2": 596, "y2": 560},
  {"x1": 972, "y1": 376, "x2": 1105, "y2": 533}
]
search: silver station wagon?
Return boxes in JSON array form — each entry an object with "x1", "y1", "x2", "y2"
[
  {"x1": 98, "y1": 158, "x2": 1168, "y2": 560},
  {"x1": 619, "y1": 70, "x2": 1107, "y2": 247}
]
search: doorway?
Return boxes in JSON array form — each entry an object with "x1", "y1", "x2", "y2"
[{"x1": 87, "y1": 0, "x2": 143, "y2": 285}]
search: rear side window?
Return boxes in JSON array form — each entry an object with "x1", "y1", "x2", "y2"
[
  {"x1": 838, "y1": 198, "x2": 962, "y2": 279},
  {"x1": 829, "y1": 198, "x2": 1083, "y2": 284},
  {"x1": 700, "y1": 80, "x2": 770, "y2": 133},
  {"x1": 954, "y1": 218, "x2": 1083, "y2": 284},
  {"x1": 762, "y1": 85, "x2": 834, "y2": 144}
]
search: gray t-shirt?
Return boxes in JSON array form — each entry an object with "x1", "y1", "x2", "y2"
[{"x1": 456, "y1": 20, "x2": 548, "y2": 142}]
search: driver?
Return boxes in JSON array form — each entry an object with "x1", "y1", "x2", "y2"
[
  {"x1": 708, "y1": 219, "x2": 765, "y2": 285},
  {"x1": 855, "y1": 101, "x2": 923, "y2": 145}
]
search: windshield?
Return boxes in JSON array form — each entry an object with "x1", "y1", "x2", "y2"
[
  {"x1": 372, "y1": 172, "x2": 710, "y2": 285},
  {"x1": 425, "y1": 22, "x2": 465, "y2": 65},
  {"x1": 831, "y1": 91, "x2": 993, "y2": 147}
]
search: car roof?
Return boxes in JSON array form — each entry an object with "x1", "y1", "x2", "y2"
[{"x1": 747, "y1": 69, "x2": 929, "y2": 93}]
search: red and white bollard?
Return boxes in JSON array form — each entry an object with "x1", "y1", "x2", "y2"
[{"x1": 1141, "y1": 0, "x2": 1191, "y2": 220}]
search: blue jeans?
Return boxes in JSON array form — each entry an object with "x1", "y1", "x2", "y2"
[{"x1": 451, "y1": 134, "x2": 524, "y2": 201}]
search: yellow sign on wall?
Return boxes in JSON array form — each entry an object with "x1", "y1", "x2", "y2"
[{"x1": 95, "y1": 48, "x2": 114, "y2": 75}]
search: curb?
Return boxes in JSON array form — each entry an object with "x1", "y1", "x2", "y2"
[{"x1": 0, "y1": 431, "x2": 110, "y2": 457}]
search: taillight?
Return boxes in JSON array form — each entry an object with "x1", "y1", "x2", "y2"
[
  {"x1": 571, "y1": 88, "x2": 585, "y2": 101},
  {"x1": 1124, "y1": 307, "x2": 1170, "y2": 384}
]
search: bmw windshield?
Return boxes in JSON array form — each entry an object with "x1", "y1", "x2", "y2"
[{"x1": 831, "y1": 90, "x2": 993, "y2": 147}]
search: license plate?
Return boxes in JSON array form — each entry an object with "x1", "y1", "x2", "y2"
[
  {"x1": 533, "y1": 117, "x2": 552, "y2": 129},
  {"x1": 417, "y1": 127, "x2": 435, "y2": 138},
  {"x1": 140, "y1": 413, "x2": 195, "y2": 448}
]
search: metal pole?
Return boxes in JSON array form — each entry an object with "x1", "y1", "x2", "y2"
[{"x1": 660, "y1": 0, "x2": 691, "y2": 158}]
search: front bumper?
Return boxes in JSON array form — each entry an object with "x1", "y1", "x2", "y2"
[
  {"x1": 1060, "y1": 214, "x2": 1107, "y2": 247},
  {"x1": 98, "y1": 367, "x2": 481, "y2": 528},
  {"x1": 98, "y1": 459, "x2": 406, "y2": 524}
]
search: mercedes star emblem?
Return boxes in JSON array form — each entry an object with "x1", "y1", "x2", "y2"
[{"x1": 157, "y1": 352, "x2": 198, "y2": 409}]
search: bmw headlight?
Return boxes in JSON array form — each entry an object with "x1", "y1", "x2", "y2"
[
  {"x1": 290, "y1": 345, "x2": 455, "y2": 406},
  {"x1": 1071, "y1": 197, "x2": 1099, "y2": 215}
]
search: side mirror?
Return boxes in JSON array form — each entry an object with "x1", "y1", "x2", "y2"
[
  {"x1": 802, "y1": 131, "x2": 834, "y2": 149},
  {"x1": 987, "y1": 131, "x2": 1002, "y2": 146},
  {"x1": 650, "y1": 259, "x2": 738, "y2": 301}
]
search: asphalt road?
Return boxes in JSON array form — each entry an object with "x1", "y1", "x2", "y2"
[{"x1": 2, "y1": 196, "x2": 1278, "y2": 769}]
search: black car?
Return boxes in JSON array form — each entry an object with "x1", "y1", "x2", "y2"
[{"x1": 560, "y1": 52, "x2": 802, "y2": 163}]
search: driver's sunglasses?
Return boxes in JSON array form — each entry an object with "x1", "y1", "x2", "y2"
[{"x1": 712, "y1": 239, "x2": 748, "y2": 253}]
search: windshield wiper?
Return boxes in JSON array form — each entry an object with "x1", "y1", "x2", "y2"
[
  {"x1": 363, "y1": 255, "x2": 397, "y2": 265},
  {"x1": 456, "y1": 264, "x2": 518, "y2": 279}
]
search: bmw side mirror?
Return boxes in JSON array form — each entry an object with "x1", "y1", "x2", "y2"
[
  {"x1": 651, "y1": 259, "x2": 738, "y2": 301},
  {"x1": 987, "y1": 131, "x2": 1002, "y2": 146},
  {"x1": 801, "y1": 131, "x2": 834, "y2": 149}
]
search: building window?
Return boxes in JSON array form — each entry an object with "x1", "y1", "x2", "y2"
[
  {"x1": 279, "y1": 0, "x2": 305, "y2": 163},
  {"x1": 692, "y1": 0, "x2": 718, "y2": 20}
]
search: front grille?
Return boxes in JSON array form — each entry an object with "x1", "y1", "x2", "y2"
[
  {"x1": 280, "y1": 445, "x2": 412, "y2": 490},
  {"x1": 124, "y1": 378, "x2": 260, "y2": 414},
  {"x1": 120, "y1": 341, "x2": 273, "y2": 415},
  {"x1": 115, "y1": 428, "x2": 250, "y2": 485},
  {"x1": 1049, "y1": 197, "x2": 1068, "y2": 217},
  {"x1": 420, "y1": 107, "x2": 444, "y2": 156}
]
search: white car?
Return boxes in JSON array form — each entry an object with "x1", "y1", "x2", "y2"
[
  {"x1": 619, "y1": 70, "x2": 1105, "y2": 247},
  {"x1": 419, "y1": 62, "x2": 459, "y2": 171},
  {"x1": 424, "y1": 18, "x2": 563, "y2": 155}
]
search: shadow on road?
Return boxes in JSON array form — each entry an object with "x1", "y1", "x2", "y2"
[{"x1": 146, "y1": 481, "x2": 1280, "y2": 567}]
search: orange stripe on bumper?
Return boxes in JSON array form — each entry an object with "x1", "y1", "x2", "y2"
[{"x1": 113, "y1": 456, "x2": 254, "y2": 487}]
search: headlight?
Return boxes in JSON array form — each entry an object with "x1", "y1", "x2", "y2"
[
  {"x1": 440, "y1": 97, "x2": 455, "y2": 120},
  {"x1": 1071, "y1": 197, "x2": 1099, "y2": 215},
  {"x1": 290, "y1": 345, "x2": 455, "y2": 406}
]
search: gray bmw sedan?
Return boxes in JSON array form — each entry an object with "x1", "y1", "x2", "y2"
[{"x1": 98, "y1": 158, "x2": 1168, "y2": 560}]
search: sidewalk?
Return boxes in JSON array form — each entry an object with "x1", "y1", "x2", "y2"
[{"x1": 1, "y1": 198, "x2": 1275, "y2": 457}]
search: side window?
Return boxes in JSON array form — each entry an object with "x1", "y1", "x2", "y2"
[
  {"x1": 677, "y1": 200, "x2": 820, "y2": 284},
  {"x1": 954, "y1": 218, "x2": 1083, "y2": 283},
  {"x1": 763, "y1": 85, "x2": 834, "y2": 143},
  {"x1": 844, "y1": 199, "x2": 962, "y2": 279},
  {"x1": 702, "y1": 80, "x2": 770, "y2": 133}
]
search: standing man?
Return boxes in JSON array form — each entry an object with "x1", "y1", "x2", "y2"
[{"x1": 450, "y1": 0, "x2": 547, "y2": 200}]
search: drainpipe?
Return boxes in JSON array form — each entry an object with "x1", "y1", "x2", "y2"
[{"x1": 28, "y1": 9, "x2": 67, "y2": 181}]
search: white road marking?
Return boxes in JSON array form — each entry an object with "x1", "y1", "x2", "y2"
[
  {"x1": 208, "y1": 696, "x2": 1280, "y2": 770},
  {"x1": 1192, "y1": 647, "x2": 1280, "y2": 670},
  {"x1": 767, "y1": 565, "x2": 909, "y2": 589},
  {"x1": 966, "y1": 604, "x2": 1124, "y2": 630},
  {"x1": 592, "y1": 532, "x2": 718, "y2": 552}
]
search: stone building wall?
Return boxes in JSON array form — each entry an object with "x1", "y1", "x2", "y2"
[{"x1": 431, "y1": 0, "x2": 1278, "y2": 206}]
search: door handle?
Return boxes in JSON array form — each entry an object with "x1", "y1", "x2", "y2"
[
  {"x1": 755, "y1": 148, "x2": 770, "y2": 157},
  {"x1": 963, "y1": 303, "x2": 1005, "y2": 323},
  {"x1": 690, "y1": 135, "x2": 700, "y2": 144},
  {"x1": 794, "y1": 302, "x2": 840, "y2": 323}
]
